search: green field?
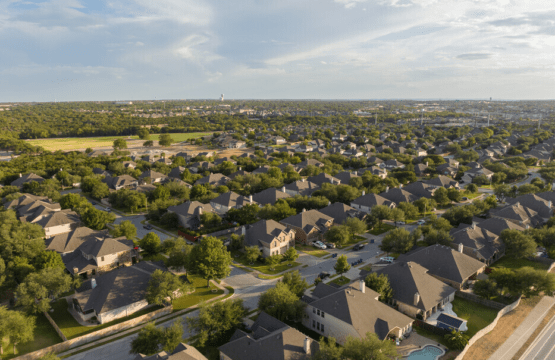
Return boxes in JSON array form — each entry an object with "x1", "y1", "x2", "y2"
[{"x1": 26, "y1": 132, "x2": 211, "y2": 151}]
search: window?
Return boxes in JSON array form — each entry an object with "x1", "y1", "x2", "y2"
[
  {"x1": 321, "y1": 312, "x2": 325, "y2": 318},
  {"x1": 313, "y1": 308, "x2": 316, "y2": 314},
  {"x1": 317, "y1": 310, "x2": 320, "y2": 316},
  {"x1": 312, "y1": 320, "x2": 315, "y2": 328},
  {"x1": 317, "y1": 322, "x2": 320, "y2": 330},
  {"x1": 321, "y1": 324, "x2": 325, "y2": 332},
  {"x1": 101, "y1": 256, "x2": 105, "y2": 262}
]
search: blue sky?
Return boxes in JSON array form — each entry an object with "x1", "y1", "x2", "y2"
[{"x1": 1, "y1": 0, "x2": 554, "y2": 101}]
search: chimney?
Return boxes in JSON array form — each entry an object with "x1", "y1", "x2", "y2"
[
  {"x1": 197, "y1": 206, "x2": 203, "y2": 215},
  {"x1": 414, "y1": 292, "x2": 420, "y2": 306},
  {"x1": 426, "y1": 161, "x2": 428, "y2": 166},
  {"x1": 241, "y1": 226, "x2": 246, "y2": 235},
  {"x1": 304, "y1": 337, "x2": 311, "y2": 354},
  {"x1": 249, "y1": 195, "x2": 253, "y2": 203},
  {"x1": 91, "y1": 278, "x2": 97, "y2": 289},
  {"x1": 73, "y1": 267, "x2": 79, "y2": 274},
  {"x1": 282, "y1": 186, "x2": 286, "y2": 192},
  {"x1": 458, "y1": 242, "x2": 464, "y2": 253},
  {"x1": 362, "y1": 190, "x2": 365, "y2": 196},
  {"x1": 549, "y1": 201, "x2": 553, "y2": 208},
  {"x1": 19, "y1": 173, "x2": 22, "y2": 178},
  {"x1": 239, "y1": 167, "x2": 241, "y2": 171},
  {"x1": 328, "y1": 201, "x2": 331, "y2": 206},
  {"x1": 302, "y1": 208, "x2": 306, "y2": 212},
  {"x1": 360, "y1": 279, "x2": 365, "y2": 293}
]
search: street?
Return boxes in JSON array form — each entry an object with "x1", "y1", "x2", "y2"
[{"x1": 519, "y1": 313, "x2": 555, "y2": 360}]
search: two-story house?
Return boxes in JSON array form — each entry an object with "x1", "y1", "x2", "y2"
[
  {"x1": 243, "y1": 220, "x2": 296, "y2": 257},
  {"x1": 279, "y1": 209, "x2": 333, "y2": 244}
]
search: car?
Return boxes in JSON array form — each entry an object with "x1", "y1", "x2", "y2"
[
  {"x1": 395, "y1": 221, "x2": 405, "y2": 225},
  {"x1": 353, "y1": 243, "x2": 365, "y2": 251},
  {"x1": 324, "y1": 242, "x2": 336, "y2": 249},
  {"x1": 380, "y1": 256, "x2": 395, "y2": 263},
  {"x1": 312, "y1": 241, "x2": 327, "y2": 250},
  {"x1": 462, "y1": 197, "x2": 468, "y2": 201},
  {"x1": 416, "y1": 220, "x2": 426, "y2": 225},
  {"x1": 143, "y1": 224, "x2": 153, "y2": 230},
  {"x1": 90, "y1": 201, "x2": 96, "y2": 205},
  {"x1": 459, "y1": 180, "x2": 465, "y2": 183},
  {"x1": 318, "y1": 272, "x2": 331, "y2": 280},
  {"x1": 106, "y1": 208, "x2": 112, "y2": 212},
  {"x1": 528, "y1": 173, "x2": 532, "y2": 176}
]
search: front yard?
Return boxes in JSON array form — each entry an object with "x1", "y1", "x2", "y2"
[
  {"x1": 295, "y1": 244, "x2": 329, "y2": 258},
  {"x1": 367, "y1": 223, "x2": 395, "y2": 235},
  {"x1": 231, "y1": 250, "x2": 302, "y2": 274},
  {"x1": 172, "y1": 274, "x2": 224, "y2": 311},
  {"x1": 490, "y1": 256, "x2": 549, "y2": 271},
  {"x1": 330, "y1": 276, "x2": 351, "y2": 287}
]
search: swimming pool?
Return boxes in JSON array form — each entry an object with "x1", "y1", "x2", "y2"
[{"x1": 406, "y1": 345, "x2": 445, "y2": 360}]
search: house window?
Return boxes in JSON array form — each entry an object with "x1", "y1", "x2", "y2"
[
  {"x1": 317, "y1": 310, "x2": 320, "y2": 316},
  {"x1": 317, "y1": 322, "x2": 320, "y2": 330},
  {"x1": 101, "y1": 256, "x2": 105, "y2": 262},
  {"x1": 313, "y1": 308, "x2": 316, "y2": 314},
  {"x1": 313, "y1": 320, "x2": 315, "y2": 328},
  {"x1": 321, "y1": 324, "x2": 325, "y2": 332},
  {"x1": 321, "y1": 312, "x2": 325, "y2": 318}
]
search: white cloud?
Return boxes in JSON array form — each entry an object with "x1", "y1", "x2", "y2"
[{"x1": 334, "y1": 0, "x2": 366, "y2": 9}]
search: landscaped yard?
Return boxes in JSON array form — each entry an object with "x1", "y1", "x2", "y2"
[
  {"x1": 463, "y1": 191, "x2": 482, "y2": 200},
  {"x1": 172, "y1": 274, "x2": 224, "y2": 311},
  {"x1": 0, "y1": 312, "x2": 62, "y2": 360},
  {"x1": 451, "y1": 297, "x2": 498, "y2": 337},
  {"x1": 141, "y1": 253, "x2": 169, "y2": 266},
  {"x1": 295, "y1": 244, "x2": 329, "y2": 258},
  {"x1": 331, "y1": 276, "x2": 351, "y2": 286},
  {"x1": 231, "y1": 250, "x2": 301, "y2": 274},
  {"x1": 490, "y1": 256, "x2": 549, "y2": 271},
  {"x1": 367, "y1": 223, "x2": 395, "y2": 235}
]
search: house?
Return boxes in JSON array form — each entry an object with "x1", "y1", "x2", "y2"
[
  {"x1": 380, "y1": 187, "x2": 419, "y2": 205},
  {"x1": 228, "y1": 169, "x2": 250, "y2": 179},
  {"x1": 424, "y1": 175, "x2": 460, "y2": 189},
  {"x1": 307, "y1": 172, "x2": 341, "y2": 186},
  {"x1": 505, "y1": 194, "x2": 553, "y2": 220},
  {"x1": 92, "y1": 168, "x2": 111, "y2": 177},
  {"x1": 103, "y1": 175, "x2": 138, "y2": 190},
  {"x1": 367, "y1": 156, "x2": 384, "y2": 165},
  {"x1": 334, "y1": 171, "x2": 359, "y2": 185},
  {"x1": 468, "y1": 217, "x2": 525, "y2": 236},
  {"x1": 26, "y1": 209, "x2": 80, "y2": 238},
  {"x1": 71, "y1": 261, "x2": 165, "y2": 324},
  {"x1": 210, "y1": 192, "x2": 257, "y2": 214},
  {"x1": 219, "y1": 312, "x2": 318, "y2": 360},
  {"x1": 139, "y1": 170, "x2": 168, "y2": 184},
  {"x1": 319, "y1": 202, "x2": 366, "y2": 225},
  {"x1": 414, "y1": 163, "x2": 429, "y2": 176},
  {"x1": 461, "y1": 168, "x2": 494, "y2": 184},
  {"x1": 188, "y1": 162, "x2": 214, "y2": 174},
  {"x1": 243, "y1": 220, "x2": 296, "y2": 257},
  {"x1": 283, "y1": 179, "x2": 320, "y2": 197},
  {"x1": 252, "y1": 165, "x2": 272, "y2": 175},
  {"x1": 297, "y1": 159, "x2": 324, "y2": 169},
  {"x1": 301, "y1": 281, "x2": 413, "y2": 345},
  {"x1": 368, "y1": 166, "x2": 387, "y2": 179},
  {"x1": 252, "y1": 188, "x2": 291, "y2": 206},
  {"x1": 280, "y1": 209, "x2": 333, "y2": 244},
  {"x1": 397, "y1": 244, "x2": 486, "y2": 290},
  {"x1": 168, "y1": 166, "x2": 187, "y2": 179},
  {"x1": 133, "y1": 343, "x2": 208, "y2": 360},
  {"x1": 195, "y1": 173, "x2": 231, "y2": 187},
  {"x1": 402, "y1": 182, "x2": 435, "y2": 199},
  {"x1": 450, "y1": 224, "x2": 504, "y2": 264},
  {"x1": 167, "y1": 201, "x2": 214, "y2": 229},
  {"x1": 373, "y1": 261, "x2": 456, "y2": 320},
  {"x1": 436, "y1": 163, "x2": 458, "y2": 177},
  {"x1": 350, "y1": 192, "x2": 396, "y2": 213},
  {"x1": 4, "y1": 193, "x2": 51, "y2": 211},
  {"x1": 489, "y1": 202, "x2": 544, "y2": 227},
  {"x1": 11, "y1": 173, "x2": 45, "y2": 188},
  {"x1": 381, "y1": 159, "x2": 405, "y2": 170},
  {"x1": 122, "y1": 161, "x2": 137, "y2": 169}
]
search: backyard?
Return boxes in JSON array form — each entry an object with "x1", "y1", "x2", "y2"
[
  {"x1": 490, "y1": 256, "x2": 549, "y2": 271},
  {"x1": 231, "y1": 250, "x2": 301, "y2": 274},
  {"x1": 451, "y1": 297, "x2": 498, "y2": 337}
]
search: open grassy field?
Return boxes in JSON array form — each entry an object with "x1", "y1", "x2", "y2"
[{"x1": 26, "y1": 132, "x2": 211, "y2": 151}]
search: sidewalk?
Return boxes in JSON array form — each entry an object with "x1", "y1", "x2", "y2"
[
  {"x1": 488, "y1": 296, "x2": 555, "y2": 360},
  {"x1": 56, "y1": 281, "x2": 231, "y2": 359}
]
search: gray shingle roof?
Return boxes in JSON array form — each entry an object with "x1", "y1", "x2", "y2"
[
  {"x1": 46, "y1": 227, "x2": 107, "y2": 253},
  {"x1": 211, "y1": 191, "x2": 256, "y2": 208},
  {"x1": 318, "y1": 202, "x2": 365, "y2": 224},
  {"x1": 11, "y1": 173, "x2": 45, "y2": 187},
  {"x1": 351, "y1": 193, "x2": 395, "y2": 209},
  {"x1": 244, "y1": 220, "x2": 292, "y2": 248},
  {"x1": 252, "y1": 188, "x2": 290, "y2": 206},
  {"x1": 280, "y1": 210, "x2": 333, "y2": 234}
]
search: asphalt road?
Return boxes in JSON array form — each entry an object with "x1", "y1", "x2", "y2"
[{"x1": 520, "y1": 314, "x2": 555, "y2": 360}]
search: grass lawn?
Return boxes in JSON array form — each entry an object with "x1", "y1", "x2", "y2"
[
  {"x1": 331, "y1": 276, "x2": 351, "y2": 287},
  {"x1": 172, "y1": 274, "x2": 224, "y2": 312},
  {"x1": 451, "y1": 297, "x2": 498, "y2": 337},
  {"x1": 1, "y1": 312, "x2": 62, "y2": 359},
  {"x1": 336, "y1": 235, "x2": 367, "y2": 248},
  {"x1": 148, "y1": 220, "x2": 179, "y2": 236},
  {"x1": 367, "y1": 223, "x2": 395, "y2": 235},
  {"x1": 26, "y1": 132, "x2": 211, "y2": 151},
  {"x1": 490, "y1": 256, "x2": 549, "y2": 271},
  {"x1": 141, "y1": 253, "x2": 169, "y2": 266},
  {"x1": 230, "y1": 250, "x2": 301, "y2": 274},
  {"x1": 360, "y1": 264, "x2": 372, "y2": 272},
  {"x1": 49, "y1": 298, "x2": 163, "y2": 339},
  {"x1": 295, "y1": 244, "x2": 329, "y2": 258}
]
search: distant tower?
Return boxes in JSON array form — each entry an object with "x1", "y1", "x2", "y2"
[{"x1": 220, "y1": 94, "x2": 224, "y2": 102}]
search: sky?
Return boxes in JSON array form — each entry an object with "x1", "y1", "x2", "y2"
[{"x1": 1, "y1": 0, "x2": 555, "y2": 102}]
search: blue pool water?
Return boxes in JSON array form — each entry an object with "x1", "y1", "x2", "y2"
[{"x1": 407, "y1": 345, "x2": 444, "y2": 360}]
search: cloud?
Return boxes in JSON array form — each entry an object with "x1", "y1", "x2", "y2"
[
  {"x1": 108, "y1": 0, "x2": 213, "y2": 26},
  {"x1": 334, "y1": 0, "x2": 366, "y2": 9},
  {"x1": 456, "y1": 53, "x2": 492, "y2": 60}
]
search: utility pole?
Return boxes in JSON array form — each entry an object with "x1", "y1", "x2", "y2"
[{"x1": 375, "y1": 113, "x2": 377, "y2": 125}]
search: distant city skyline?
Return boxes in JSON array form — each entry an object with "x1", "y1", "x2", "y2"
[{"x1": 2, "y1": 0, "x2": 555, "y2": 102}]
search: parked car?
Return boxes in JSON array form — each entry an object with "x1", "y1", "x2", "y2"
[
  {"x1": 143, "y1": 224, "x2": 153, "y2": 230},
  {"x1": 380, "y1": 256, "x2": 395, "y2": 263},
  {"x1": 90, "y1": 201, "x2": 96, "y2": 205},
  {"x1": 312, "y1": 241, "x2": 327, "y2": 250},
  {"x1": 353, "y1": 243, "x2": 365, "y2": 251},
  {"x1": 106, "y1": 208, "x2": 112, "y2": 212},
  {"x1": 318, "y1": 272, "x2": 331, "y2": 280},
  {"x1": 395, "y1": 221, "x2": 405, "y2": 225},
  {"x1": 324, "y1": 242, "x2": 336, "y2": 249},
  {"x1": 416, "y1": 220, "x2": 426, "y2": 225},
  {"x1": 462, "y1": 197, "x2": 468, "y2": 201}
]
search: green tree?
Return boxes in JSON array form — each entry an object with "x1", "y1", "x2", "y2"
[
  {"x1": 397, "y1": 202, "x2": 419, "y2": 220},
  {"x1": 113, "y1": 138, "x2": 128, "y2": 150},
  {"x1": 467, "y1": 183, "x2": 478, "y2": 193},
  {"x1": 444, "y1": 330, "x2": 469, "y2": 350},
  {"x1": 258, "y1": 282, "x2": 306, "y2": 322},
  {"x1": 7, "y1": 310, "x2": 35, "y2": 355},
  {"x1": 334, "y1": 255, "x2": 351, "y2": 277},
  {"x1": 226, "y1": 204, "x2": 260, "y2": 225},
  {"x1": 244, "y1": 246, "x2": 261, "y2": 264},
  {"x1": 110, "y1": 220, "x2": 137, "y2": 239},
  {"x1": 130, "y1": 322, "x2": 161, "y2": 356},
  {"x1": 281, "y1": 270, "x2": 309, "y2": 297},
  {"x1": 16, "y1": 268, "x2": 74, "y2": 313},
  {"x1": 364, "y1": 273, "x2": 393, "y2": 302},
  {"x1": 200, "y1": 212, "x2": 221, "y2": 228},
  {"x1": 33, "y1": 251, "x2": 65, "y2": 270},
  {"x1": 342, "y1": 332, "x2": 398, "y2": 360},
  {"x1": 158, "y1": 134, "x2": 174, "y2": 147},
  {"x1": 144, "y1": 140, "x2": 154, "y2": 147},
  {"x1": 138, "y1": 128, "x2": 150, "y2": 140},
  {"x1": 423, "y1": 229, "x2": 453, "y2": 246},
  {"x1": 152, "y1": 186, "x2": 170, "y2": 201},
  {"x1": 159, "y1": 319, "x2": 184, "y2": 353},
  {"x1": 140, "y1": 233, "x2": 161, "y2": 254},
  {"x1": 500, "y1": 229, "x2": 536, "y2": 259},
  {"x1": 325, "y1": 225, "x2": 351, "y2": 246},
  {"x1": 186, "y1": 299, "x2": 246, "y2": 347},
  {"x1": 381, "y1": 228, "x2": 413, "y2": 254},
  {"x1": 473, "y1": 279, "x2": 498, "y2": 300},
  {"x1": 90, "y1": 182, "x2": 110, "y2": 199},
  {"x1": 344, "y1": 217, "x2": 367, "y2": 234},
  {"x1": 258, "y1": 201, "x2": 297, "y2": 221},
  {"x1": 370, "y1": 205, "x2": 392, "y2": 229},
  {"x1": 390, "y1": 208, "x2": 405, "y2": 225},
  {"x1": 190, "y1": 236, "x2": 233, "y2": 286},
  {"x1": 167, "y1": 239, "x2": 193, "y2": 272},
  {"x1": 146, "y1": 270, "x2": 186, "y2": 306},
  {"x1": 283, "y1": 247, "x2": 299, "y2": 262},
  {"x1": 313, "y1": 337, "x2": 343, "y2": 360},
  {"x1": 447, "y1": 188, "x2": 462, "y2": 202},
  {"x1": 433, "y1": 187, "x2": 450, "y2": 206},
  {"x1": 230, "y1": 234, "x2": 243, "y2": 251}
]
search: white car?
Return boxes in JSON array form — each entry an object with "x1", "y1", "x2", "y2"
[
  {"x1": 312, "y1": 241, "x2": 327, "y2": 250},
  {"x1": 380, "y1": 256, "x2": 395, "y2": 263}
]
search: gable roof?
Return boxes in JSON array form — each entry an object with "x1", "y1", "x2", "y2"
[
  {"x1": 252, "y1": 188, "x2": 291, "y2": 206},
  {"x1": 380, "y1": 188, "x2": 419, "y2": 205},
  {"x1": 211, "y1": 191, "x2": 256, "y2": 208},
  {"x1": 244, "y1": 220, "x2": 291, "y2": 248},
  {"x1": 351, "y1": 193, "x2": 395, "y2": 208},
  {"x1": 318, "y1": 202, "x2": 365, "y2": 224},
  {"x1": 11, "y1": 173, "x2": 45, "y2": 187},
  {"x1": 450, "y1": 225, "x2": 502, "y2": 261},
  {"x1": 280, "y1": 210, "x2": 333, "y2": 234},
  {"x1": 46, "y1": 227, "x2": 107, "y2": 253}
]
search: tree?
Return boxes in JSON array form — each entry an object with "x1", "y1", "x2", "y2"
[
  {"x1": 281, "y1": 270, "x2": 309, "y2": 297},
  {"x1": 130, "y1": 322, "x2": 161, "y2": 356},
  {"x1": 230, "y1": 234, "x2": 243, "y2": 251},
  {"x1": 344, "y1": 217, "x2": 367, "y2": 234},
  {"x1": 140, "y1": 233, "x2": 161, "y2": 254},
  {"x1": 0, "y1": 257, "x2": 5, "y2": 288},
  {"x1": 325, "y1": 225, "x2": 350, "y2": 246},
  {"x1": 500, "y1": 229, "x2": 536, "y2": 259},
  {"x1": 283, "y1": 247, "x2": 299, "y2": 262},
  {"x1": 258, "y1": 201, "x2": 297, "y2": 221},
  {"x1": 447, "y1": 188, "x2": 462, "y2": 202},
  {"x1": 90, "y1": 182, "x2": 110, "y2": 199},
  {"x1": 423, "y1": 229, "x2": 453, "y2": 246},
  {"x1": 7, "y1": 310, "x2": 35, "y2": 355},
  {"x1": 397, "y1": 202, "x2": 419, "y2": 220},
  {"x1": 190, "y1": 236, "x2": 233, "y2": 286},
  {"x1": 113, "y1": 138, "x2": 128, "y2": 150},
  {"x1": 313, "y1": 337, "x2": 343, "y2": 360},
  {"x1": 33, "y1": 251, "x2": 65, "y2": 270},
  {"x1": 79, "y1": 205, "x2": 116, "y2": 230},
  {"x1": 200, "y1": 212, "x2": 221, "y2": 228},
  {"x1": 186, "y1": 299, "x2": 246, "y2": 347},
  {"x1": 110, "y1": 220, "x2": 137, "y2": 239},
  {"x1": 390, "y1": 208, "x2": 405, "y2": 224},
  {"x1": 245, "y1": 246, "x2": 261, "y2": 264},
  {"x1": 433, "y1": 187, "x2": 450, "y2": 206},
  {"x1": 364, "y1": 273, "x2": 393, "y2": 302},
  {"x1": 258, "y1": 282, "x2": 305, "y2": 322},
  {"x1": 342, "y1": 332, "x2": 398, "y2": 360},
  {"x1": 152, "y1": 186, "x2": 170, "y2": 201},
  {"x1": 334, "y1": 255, "x2": 351, "y2": 277},
  {"x1": 444, "y1": 330, "x2": 469, "y2": 351},
  {"x1": 226, "y1": 204, "x2": 260, "y2": 225},
  {"x1": 167, "y1": 239, "x2": 193, "y2": 271},
  {"x1": 138, "y1": 128, "x2": 150, "y2": 140},
  {"x1": 16, "y1": 268, "x2": 74, "y2": 313},
  {"x1": 370, "y1": 205, "x2": 392, "y2": 229},
  {"x1": 467, "y1": 183, "x2": 478, "y2": 193},
  {"x1": 159, "y1": 319, "x2": 184, "y2": 353},
  {"x1": 146, "y1": 270, "x2": 186, "y2": 306},
  {"x1": 159, "y1": 134, "x2": 174, "y2": 147},
  {"x1": 144, "y1": 140, "x2": 154, "y2": 147},
  {"x1": 473, "y1": 279, "x2": 498, "y2": 300},
  {"x1": 381, "y1": 228, "x2": 413, "y2": 254}
]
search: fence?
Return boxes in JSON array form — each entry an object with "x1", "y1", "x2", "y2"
[
  {"x1": 12, "y1": 305, "x2": 172, "y2": 360},
  {"x1": 453, "y1": 296, "x2": 522, "y2": 360},
  {"x1": 43, "y1": 311, "x2": 68, "y2": 342},
  {"x1": 455, "y1": 291, "x2": 507, "y2": 310}
]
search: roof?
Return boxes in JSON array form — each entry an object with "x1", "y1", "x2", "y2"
[
  {"x1": 351, "y1": 193, "x2": 395, "y2": 208},
  {"x1": 46, "y1": 227, "x2": 107, "y2": 253},
  {"x1": 308, "y1": 282, "x2": 413, "y2": 340},
  {"x1": 78, "y1": 237, "x2": 132, "y2": 257},
  {"x1": 490, "y1": 203, "x2": 543, "y2": 226},
  {"x1": 397, "y1": 244, "x2": 486, "y2": 284},
  {"x1": 380, "y1": 188, "x2": 418, "y2": 205},
  {"x1": 334, "y1": 171, "x2": 359, "y2": 185},
  {"x1": 195, "y1": 173, "x2": 230, "y2": 187},
  {"x1": 139, "y1": 170, "x2": 168, "y2": 180},
  {"x1": 376, "y1": 262, "x2": 456, "y2": 311},
  {"x1": 252, "y1": 188, "x2": 290, "y2": 206},
  {"x1": 318, "y1": 202, "x2": 365, "y2": 224},
  {"x1": 436, "y1": 313, "x2": 465, "y2": 331},
  {"x1": 450, "y1": 225, "x2": 503, "y2": 261},
  {"x1": 425, "y1": 175, "x2": 459, "y2": 188},
  {"x1": 244, "y1": 220, "x2": 291, "y2": 248},
  {"x1": 11, "y1": 173, "x2": 45, "y2": 187},
  {"x1": 35, "y1": 209, "x2": 80, "y2": 228},
  {"x1": 210, "y1": 191, "x2": 256, "y2": 208},
  {"x1": 167, "y1": 201, "x2": 213, "y2": 216},
  {"x1": 280, "y1": 210, "x2": 333, "y2": 235},
  {"x1": 284, "y1": 180, "x2": 320, "y2": 196},
  {"x1": 134, "y1": 343, "x2": 208, "y2": 360},
  {"x1": 307, "y1": 172, "x2": 340, "y2": 186},
  {"x1": 402, "y1": 182, "x2": 435, "y2": 199},
  {"x1": 505, "y1": 194, "x2": 552, "y2": 218}
]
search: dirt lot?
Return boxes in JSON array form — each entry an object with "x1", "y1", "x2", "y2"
[{"x1": 462, "y1": 296, "x2": 542, "y2": 360}]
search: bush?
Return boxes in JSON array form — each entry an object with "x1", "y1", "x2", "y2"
[{"x1": 444, "y1": 330, "x2": 469, "y2": 350}]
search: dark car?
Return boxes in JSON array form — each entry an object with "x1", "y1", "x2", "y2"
[
  {"x1": 318, "y1": 272, "x2": 331, "y2": 280},
  {"x1": 353, "y1": 244, "x2": 365, "y2": 251},
  {"x1": 143, "y1": 224, "x2": 153, "y2": 230},
  {"x1": 90, "y1": 201, "x2": 96, "y2": 205},
  {"x1": 106, "y1": 208, "x2": 112, "y2": 212},
  {"x1": 324, "y1": 242, "x2": 336, "y2": 249}
]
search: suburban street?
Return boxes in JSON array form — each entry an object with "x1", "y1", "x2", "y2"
[{"x1": 519, "y1": 313, "x2": 555, "y2": 360}]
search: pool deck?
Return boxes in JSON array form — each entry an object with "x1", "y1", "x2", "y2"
[{"x1": 397, "y1": 332, "x2": 449, "y2": 357}]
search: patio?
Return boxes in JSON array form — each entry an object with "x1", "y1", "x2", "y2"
[
  {"x1": 396, "y1": 332, "x2": 449, "y2": 357},
  {"x1": 425, "y1": 302, "x2": 468, "y2": 331}
]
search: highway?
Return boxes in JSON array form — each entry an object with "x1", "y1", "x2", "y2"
[{"x1": 520, "y1": 314, "x2": 555, "y2": 360}]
